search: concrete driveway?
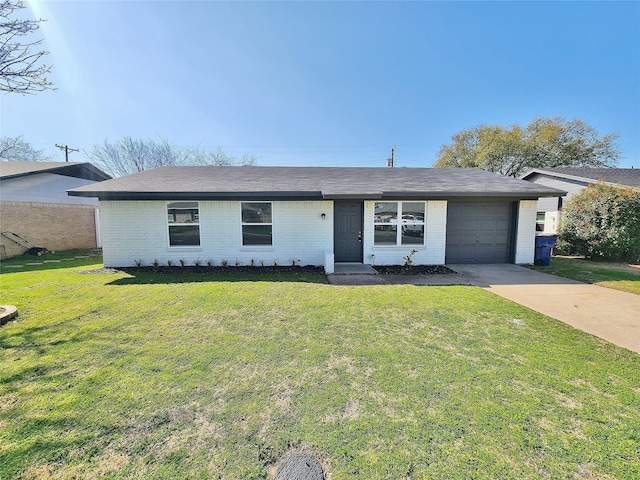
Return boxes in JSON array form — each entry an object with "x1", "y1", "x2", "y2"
[{"x1": 450, "y1": 264, "x2": 640, "y2": 354}]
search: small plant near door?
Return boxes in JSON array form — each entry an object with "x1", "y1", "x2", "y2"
[{"x1": 403, "y1": 249, "x2": 418, "y2": 269}]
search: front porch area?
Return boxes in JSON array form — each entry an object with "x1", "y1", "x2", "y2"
[{"x1": 332, "y1": 262, "x2": 378, "y2": 275}]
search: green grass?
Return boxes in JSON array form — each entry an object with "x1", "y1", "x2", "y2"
[
  {"x1": 1, "y1": 251, "x2": 639, "y2": 479},
  {"x1": 529, "y1": 256, "x2": 640, "y2": 295}
]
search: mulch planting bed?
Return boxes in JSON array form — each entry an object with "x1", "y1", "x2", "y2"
[
  {"x1": 114, "y1": 265, "x2": 325, "y2": 275},
  {"x1": 373, "y1": 265, "x2": 456, "y2": 275}
]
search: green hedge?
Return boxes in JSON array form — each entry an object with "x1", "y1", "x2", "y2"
[{"x1": 557, "y1": 182, "x2": 640, "y2": 262}]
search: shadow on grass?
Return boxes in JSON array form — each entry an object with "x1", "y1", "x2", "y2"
[
  {"x1": 0, "y1": 321, "x2": 96, "y2": 354},
  {"x1": 107, "y1": 267, "x2": 328, "y2": 286}
]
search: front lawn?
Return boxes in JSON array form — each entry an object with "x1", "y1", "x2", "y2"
[
  {"x1": 1, "y1": 253, "x2": 639, "y2": 479},
  {"x1": 529, "y1": 256, "x2": 640, "y2": 295}
]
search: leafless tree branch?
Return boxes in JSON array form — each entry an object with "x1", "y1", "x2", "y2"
[{"x1": 0, "y1": 0, "x2": 55, "y2": 94}]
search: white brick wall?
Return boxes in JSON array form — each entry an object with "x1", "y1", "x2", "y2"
[
  {"x1": 100, "y1": 200, "x2": 333, "y2": 267},
  {"x1": 100, "y1": 198, "x2": 539, "y2": 268},
  {"x1": 514, "y1": 200, "x2": 537, "y2": 264},
  {"x1": 362, "y1": 200, "x2": 447, "y2": 266}
]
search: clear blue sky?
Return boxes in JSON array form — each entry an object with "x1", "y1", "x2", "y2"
[{"x1": 2, "y1": 1, "x2": 639, "y2": 168}]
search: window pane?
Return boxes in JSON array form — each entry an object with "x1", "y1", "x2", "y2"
[
  {"x1": 168, "y1": 202, "x2": 199, "y2": 224},
  {"x1": 168, "y1": 208, "x2": 199, "y2": 223},
  {"x1": 402, "y1": 225, "x2": 424, "y2": 245},
  {"x1": 169, "y1": 225, "x2": 200, "y2": 246},
  {"x1": 374, "y1": 225, "x2": 397, "y2": 245},
  {"x1": 403, "y1": 202, "x2": 425, "y2": 222},
  {"x1": 168, "y1": 202, "x2": 198, "y2": 209},
  {"x1": 242, "y1": 225, "x2": 272, "y2": 245},
  {"x1": 242, "y1": 202, "x2": 272, "y2": 223},
  {"x1": 374, "y1": 202, "x2": 397, "y2": 224}
]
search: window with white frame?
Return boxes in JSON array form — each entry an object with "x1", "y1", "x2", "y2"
[
  {"x1": 241, "y1": 202, "x2": 272, "y2": 246},
  {"x1": 167, "y1": 201, "x2": 200, "y2": 246},
  {"x1": 536, "y1": 212, "x2": 545, "y2": 232},
  {"x1": 374, "y1": 201, "x2": 425, "y2": 246}
]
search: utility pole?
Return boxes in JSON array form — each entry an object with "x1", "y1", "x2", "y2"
[
  {"x1": 55, "y1": 144, "x2": 79, "y2": 162},
  {"x1": 386, "y1": 145, "x2": 395, "y2": 167}
]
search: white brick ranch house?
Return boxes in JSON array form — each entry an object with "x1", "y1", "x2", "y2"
[{"x1": 67, "y1": 166, "x2": 565, "y2": 272}]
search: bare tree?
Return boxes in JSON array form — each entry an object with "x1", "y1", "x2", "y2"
[
  {"x1": 0, "y1": 0, "x2": 55, "y2": 94},
  {"x1": 86, "y1": 137, "x2": 258, "y2": 177},
  {"x1": 0, "y1": 135, "x2": 54, "y2": 161}
]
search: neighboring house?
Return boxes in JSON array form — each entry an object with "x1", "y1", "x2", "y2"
[
  {"x1": 519, "y1": 168, "x2": 640, "y2": 234},
  {"x1": 0, "y1": 161, "x2": 112, "y2": 258},
  {"x1": 68, "y1": 166, "x2": 565, "y2": 271}
]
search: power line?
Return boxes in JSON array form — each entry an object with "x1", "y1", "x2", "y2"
[{"x1": 55, "y1": 144, "x2": 79, "y2": 162}]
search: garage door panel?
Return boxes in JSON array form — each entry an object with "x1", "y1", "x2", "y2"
[{"x1": 446, "y1": 201, "x2": 515, "y2": 264}]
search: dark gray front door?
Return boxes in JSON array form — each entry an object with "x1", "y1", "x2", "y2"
[
  {"x1": 334, "y1": 201, "x2": 363, "y2": 262},
  {"x1": 446, "y1": 201, "x2": 515, "y2": 264}
]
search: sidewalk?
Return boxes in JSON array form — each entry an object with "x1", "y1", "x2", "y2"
[{"x1": 451, "y1": 264, "x2": 640, "y2": 354}]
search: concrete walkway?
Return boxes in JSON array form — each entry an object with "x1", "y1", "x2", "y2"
[
  {"x1": 327, "y1": 263, "x2": 469, "y2": 286},
  {"x1": 451, "y1": 264, "x2": 640, "y2": 354}
]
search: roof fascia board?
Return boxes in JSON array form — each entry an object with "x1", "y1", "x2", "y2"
[
  {"x1": 69, "y1": 191, "x2": 565, "y2": 201},
  {"x1": 67, "y1": 191, "x2": 325, "y2": 201},
  {"x1": 381, "y1": 190, "x2": 567, "y2": 199},
  {"x1": 2, "y1": 163, "x2": 111, "y2": 182},
  {"x1": 520, "y1": 168, "x2": 626, "y2": 188}
]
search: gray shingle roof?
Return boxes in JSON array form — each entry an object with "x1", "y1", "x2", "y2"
[
  {"x1": 521, "y1": 168, "x2": 640, "y2": 188},
  {"x1": 68, "y1": 166, "x2": 565, "y2": 200},
  {"x1": 0, "y1": 161, "x2": 111, "y2": 181}
]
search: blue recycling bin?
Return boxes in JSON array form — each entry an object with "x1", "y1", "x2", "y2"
[{"x1": 534, "y1": 235, "x2": 557, "y2": 266}]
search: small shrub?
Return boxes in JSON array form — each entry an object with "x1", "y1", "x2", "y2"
[
  {"x1": 193, "y1": 257, "x2": 202, "y2": 267},
  {"x1": 133, "y1": 259, "x2": 143, "y2": 267},
  {"x1": 259, "y1": 259, "x2": 265, "y2": 267},
  {"x1": 179, "y1": 259, "x2": 186, "y2": 267},
  {"x1": 220, "y1": 259, "x2": 229, "y2": 267},
  {"x1": 166, "y1": 259, "x2": 173, "y2": 267},
  {"x1": 273, "y1": 259, "x2": 279, "y2": 267},
  {"x1": 249, "y1": 258, "x2": 255, "y2": 267},
  {"x1": 206, "y1": 259, "x2": 215, "y2": 267},
  {"x1": 291, "y1": 258, "x2": 299, "y2": 266},
  {"x1": 403, "y1": 249, "x2": 418, "y2": 268},
  {"x1": 234, "y1": 258, "x2": 242, "y2": 267},
  {"x1": 558, "y1": 182, "x2": 640, "y2": 262},
  {"x1": 152, "y1": 259, "x2": 160, "y2": 268}
]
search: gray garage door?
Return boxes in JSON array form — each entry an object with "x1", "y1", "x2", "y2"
[{"x1": 446, "y1": 201, "x2": 515, "y2": 264}]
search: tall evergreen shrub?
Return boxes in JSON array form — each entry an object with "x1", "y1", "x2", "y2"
[{"x1": 557, "y1": 182, "x2": 640, "y2": 262}]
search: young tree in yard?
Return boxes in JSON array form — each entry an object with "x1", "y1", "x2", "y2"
[
  {"x1": 0, "y1": 0, "x2": 55, "y2": 94},
  {"x1": 434, "y1": 117, "x2": 620, "y2": 177},
  {"x1": 557, "y1": 183, "x2": 640, "y2": 262},
  {"x1": 0, "y1": 135, "x2": 54, "y2": 161},
  {"x1": 86, "y1": 136, "x2": 258, "y2": 177}
]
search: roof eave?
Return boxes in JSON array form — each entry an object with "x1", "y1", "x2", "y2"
[
  {"x1": 68, "y1": 189, "x2": 567, "y2": 201},
  {"x1": 67, "y1": 190, "x2": 325, "y2": 201}
]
